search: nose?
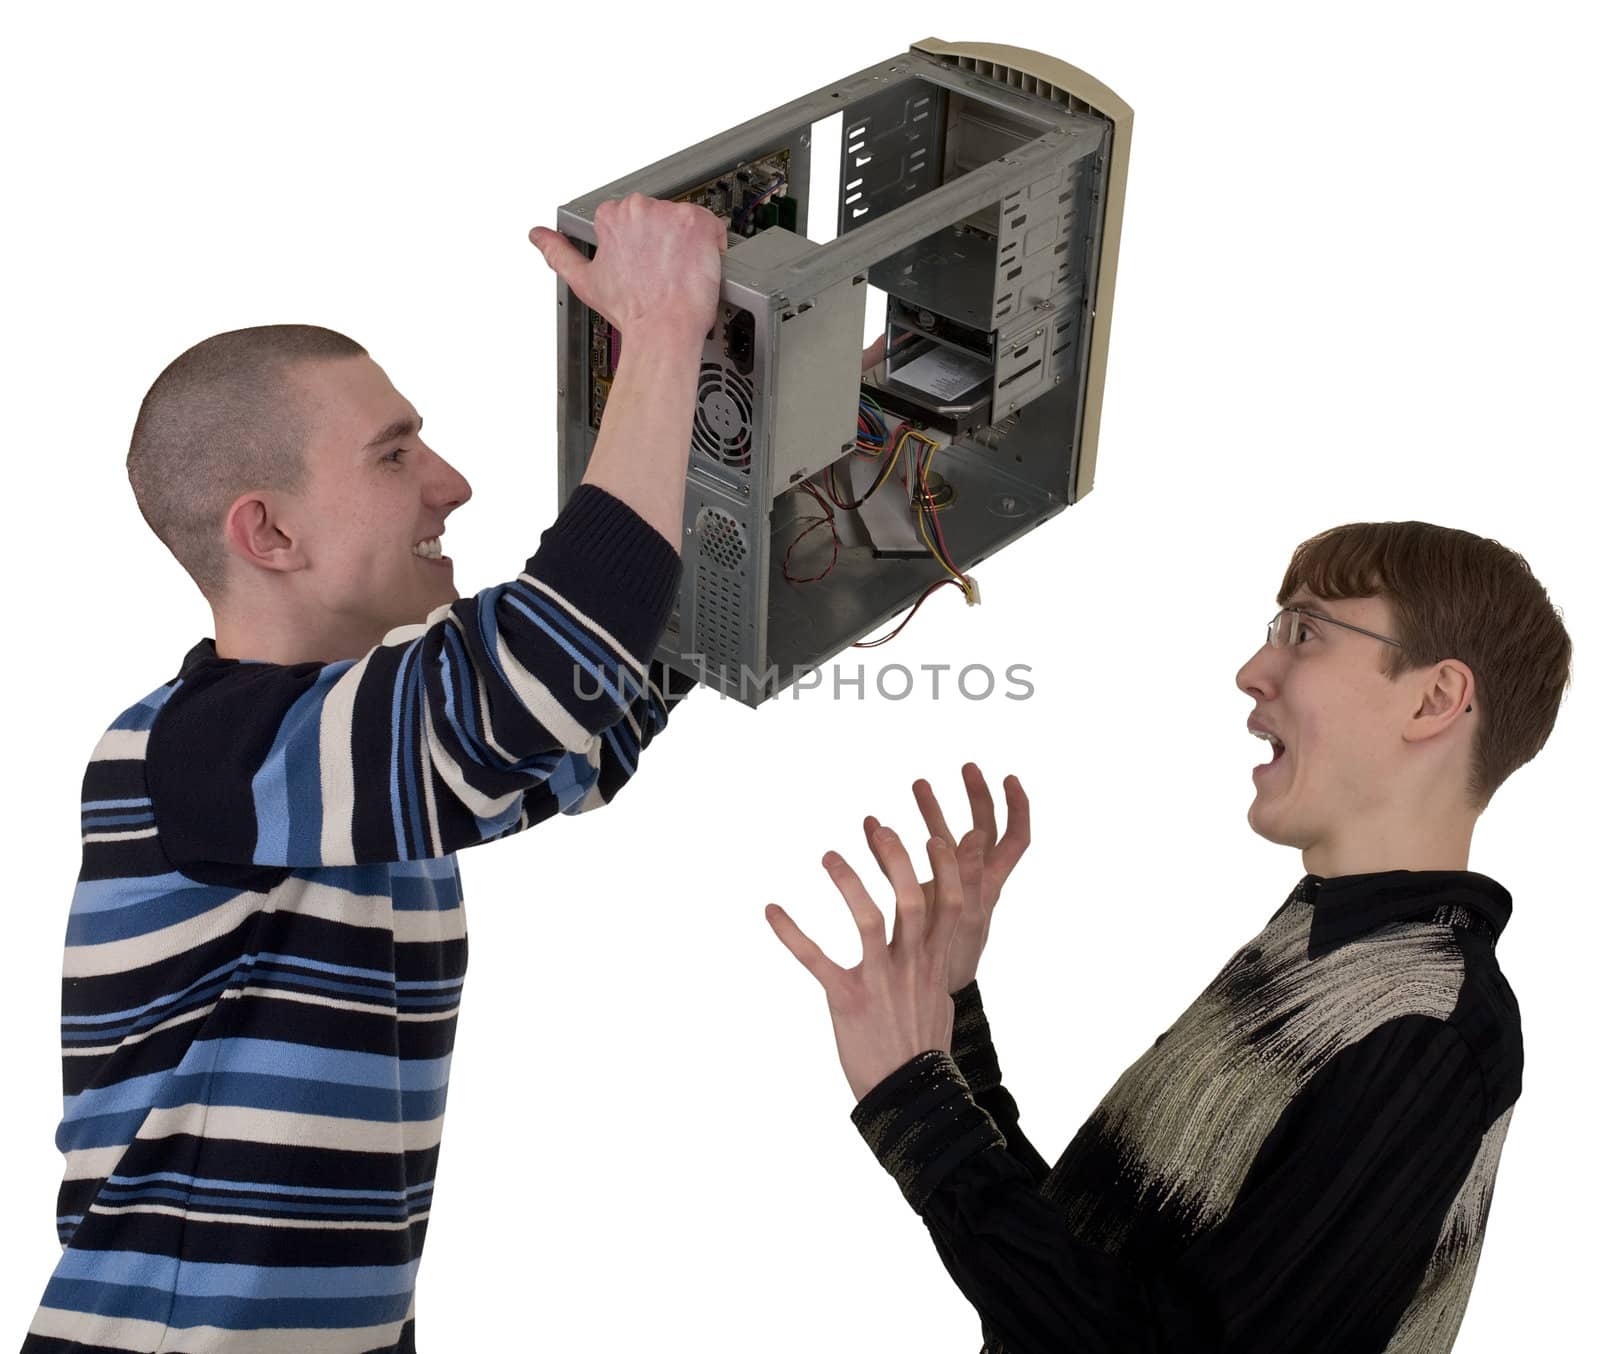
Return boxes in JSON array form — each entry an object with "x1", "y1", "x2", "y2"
[
  {"x1": 1236, "y1": 641, "x2": 1278, "y2": 701},
  {"x1": 426, "y1": 448, "x2": 473, "y2": 513}
]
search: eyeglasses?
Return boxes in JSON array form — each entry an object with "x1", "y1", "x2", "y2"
[{"x1": 1267, "y1": 607, "x2": 1403, "y2": 650}]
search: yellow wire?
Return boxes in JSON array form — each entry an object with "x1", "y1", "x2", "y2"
[
  {"x1": 824, "y1": 427, "x2": 972, "y2": 602},
  {"x1": 832, "y1": 427, "x2": 909, "y2": 504},
  {"x1": 909, "y1": 432, "x2": 974, "y2": 600}
]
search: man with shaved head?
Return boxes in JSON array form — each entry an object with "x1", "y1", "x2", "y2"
[{"x1": 27, "y1": 195, "x2": 724, "y2": 1353}]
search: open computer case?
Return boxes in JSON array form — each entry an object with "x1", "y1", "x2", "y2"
[{"x1": 554, "y1": 38, "x2": 1131, "y2": 707}]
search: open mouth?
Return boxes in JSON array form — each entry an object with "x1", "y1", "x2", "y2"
[
  {"x1": 412, "y1": 535, "x2": 451, "y2": 565},
  {"x1": 1252, "y1": 730, "x2": 1286, "y2": 774}
]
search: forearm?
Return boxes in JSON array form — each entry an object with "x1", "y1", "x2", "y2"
[
  {"x1": 852, "y1": 1052, "x2": 1208, "y2": 1354},
  {"x1": 951, "y1": 982, "x2": 1051, "y2": 1183},
  {"x1": 581, "y1": 322, "x2": 703, "y2": 548},
  {"x1": 149, "y1": 485, "x2": 682, "y2": 868},
  {"x1": 577, "y1": 655, "x2": 697, "y2": 811},
  {"x1": 852, "y1": 1019, "x2": 1492, "y2": 1354}
]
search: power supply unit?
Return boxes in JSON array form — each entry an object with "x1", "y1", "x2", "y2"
[{"x1": 554, "y1": 38, "x2": 1131, "y2": 707}]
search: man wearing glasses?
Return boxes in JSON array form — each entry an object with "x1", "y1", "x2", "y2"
[{"x1": 768, "y1": 521, "x2": 1572, "y2": 1353}]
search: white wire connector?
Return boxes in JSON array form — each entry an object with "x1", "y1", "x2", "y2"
[{"x1": 964, "y1": 574, "x2": 981, "y2": 606}]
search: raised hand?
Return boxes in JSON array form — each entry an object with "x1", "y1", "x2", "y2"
[
  {"x1": 766, "y1": 827, "x2": 963, "y2": 1102},
  {"x1": 529, "y1": 192, "x2": 726, "y2": 344},
  {"x1": 865, "y1": 764, "x2": 1030, "y2": 993}
]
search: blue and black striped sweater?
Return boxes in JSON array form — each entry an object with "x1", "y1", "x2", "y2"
[{"x1": 29, "y1": 485, "x2": 690, "y2": 1353}]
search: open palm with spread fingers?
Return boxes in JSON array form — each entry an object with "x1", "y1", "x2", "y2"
[
  {"x1": 864, "y1": 763, "x2": 1030, "y2": 993},
  {"x1": 766, "y1": 827, "x2": 964, "y2": 1102}
]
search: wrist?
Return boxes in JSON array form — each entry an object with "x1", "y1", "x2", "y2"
[
  {"x1": 620, "y1": 316, "x2": 710, "y2": 353},
  {"x1": 950, "y1": 982, "x2": 1002, "y2": 1094},
  {"x1": 850, "y1": 1051, "x2": 1004, "y2": 1212},
  {"x1": 847, "y1": 1045, "x2": 941, "y2": 1104}
]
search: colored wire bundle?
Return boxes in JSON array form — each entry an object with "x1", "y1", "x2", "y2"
[
  {"x1": 827, "y1": 427, "x2": 905, "y2": 509},
  {"x1": 856, "y1": 393, "x2": 888, "y2": 452},
  {"x1": 850, "y1": 429, "x2": 976, "y2": 647},
  {"x1": 904, "y1": 431, "x2": 975, "y2": 602},
  {"x1": 784, "y1": 395, "x2": 892, "y2": 581},
  {"x1": 781, "y1": 399, "x2": 979, "y2": 644}
]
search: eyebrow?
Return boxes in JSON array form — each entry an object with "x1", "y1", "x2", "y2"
[
  {"x1": 1283, "y1": 596, "x2": 1338, "y2": 621},
  {"x1": 363, "y1": 414, "x2": 423, "y2": 452}
]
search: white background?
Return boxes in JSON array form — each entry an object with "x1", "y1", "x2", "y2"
[{"x1": 3, "y1": 2, "x2": 1594, "y2": 1349}]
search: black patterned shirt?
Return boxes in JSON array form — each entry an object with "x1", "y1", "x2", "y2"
[{"x1": 851, "y1": 870, "x2": 1520, "y2": 1354}]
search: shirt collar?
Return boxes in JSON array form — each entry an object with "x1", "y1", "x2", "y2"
[
  {"x1": 1296, "y1": 869, "x2": 1512, "y2": 959},
  {"x1": 178, "y1": 637, "x2": 276, "y2": 677},
  {"x1": 179, "y1": 637, "x2": 223, "y2": 677}
]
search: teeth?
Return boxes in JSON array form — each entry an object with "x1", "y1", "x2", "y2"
[
  {"x1": 1251, "y1": 730, "x2": 1284, "y2": 749},
  {"x1": 412, "y1": 537, "x2": 442, "y2": 559}
]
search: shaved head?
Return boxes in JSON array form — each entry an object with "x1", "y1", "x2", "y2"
[{"x1": 127, "y1": 324, "x2": 367, "y2": 601}]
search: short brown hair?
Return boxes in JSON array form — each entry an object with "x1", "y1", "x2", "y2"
[
  {"x1": 126, "y1": 325, "x2": 367, "y2": 601},
  {"x1": 1279, "y1": 521, "x2": 1573, "y2": 810}
]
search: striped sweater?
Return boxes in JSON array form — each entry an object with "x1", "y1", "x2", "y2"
[
  {"x1": 852, "y1": 870, "x2": 1520, "y2": 1353},
  {"x1": 27, "y1": 485, "x2": 690, "y2": 1354}
]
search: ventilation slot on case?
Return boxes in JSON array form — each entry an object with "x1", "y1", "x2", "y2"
[
  {"x1": 692, "y1": 363, "x2": 754, "y2": 472},
  {"x1": 695, "y1": 506, "x2": 749, "y2": 570},
  {"x1": 692, "y1": 562, "x2": 745, "y2": 671}
]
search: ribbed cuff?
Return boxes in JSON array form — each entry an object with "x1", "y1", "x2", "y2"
[
  {"x1": 950, "y1": 981, "x2": 1003, "y2": 1095},
  {"x1": 850, "y1": 1050, "x2": 1007, "y2": 1213},
  {"x1": 647, "y1": 656, "x2": 700, "y2": 706},
  {"x1": 524, "y1": 485, "x2": 682, "y2": 661}
]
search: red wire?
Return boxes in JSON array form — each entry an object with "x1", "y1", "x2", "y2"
[
  {"x1": 823, "y1": 462, "x2": 848, "y2": 510},
  {"x1": 788, "y1": 428, "x2": 970, "y2": 638},
  {"x1": 782, "y1": 482, "x2": 839, "y2": 583},
  {"x1": 852, "y1": 578, "x2": 962, "y2": 648}
]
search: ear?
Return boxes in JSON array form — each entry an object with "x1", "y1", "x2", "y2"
[
  {"x1": 223, "y1": 492, "x2": 304, "y2": 576},
  {"x1": 1404, "y1": 659, "x2": 1475, "y2": 745}
]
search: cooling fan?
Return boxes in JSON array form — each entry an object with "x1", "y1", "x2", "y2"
[{"x1": 692, "y1": 362, "x2": 754, "y2": 470}]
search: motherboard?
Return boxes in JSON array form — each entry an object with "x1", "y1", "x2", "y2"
[{"x1": 589, "y1": 147, "x2": 794, "y2": 431}]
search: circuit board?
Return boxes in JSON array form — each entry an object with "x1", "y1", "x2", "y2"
[
  {"x1": 589, "y1": 147, "x2": 796, "y2": 431},
  {"x1": 675, "y1": 146, "x2": 794, "y2": 239}
]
